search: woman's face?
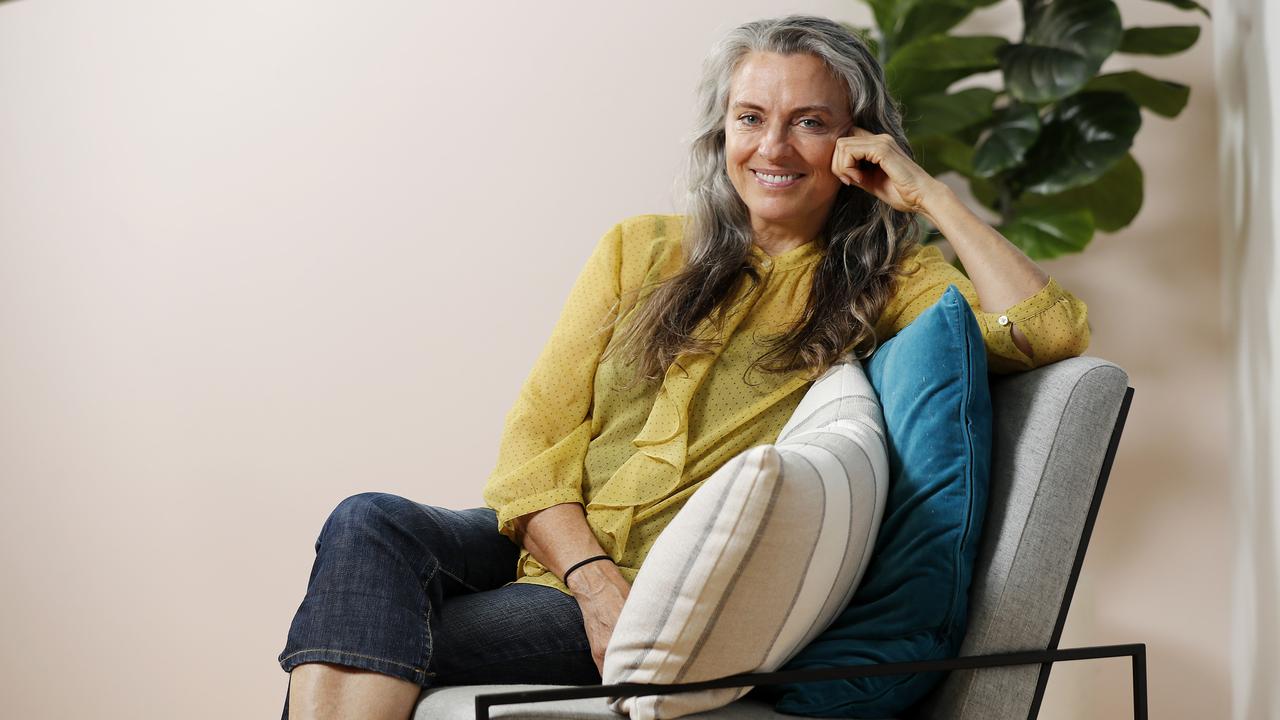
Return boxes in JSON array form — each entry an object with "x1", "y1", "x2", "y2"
[{"x1": 723, "y1": 51, "x2": 853, "y2": 238}]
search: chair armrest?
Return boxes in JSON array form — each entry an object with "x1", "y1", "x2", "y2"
[{"x1": 473, "y1": 643, "x2": 1147, "y2": 720}]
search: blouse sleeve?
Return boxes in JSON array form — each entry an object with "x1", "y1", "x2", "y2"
[
  {"x1": 874, "y1": 243, "x2": 1091, "y2": 374},
  {"x1": 481, "y1": 222, "x2": 625, "y2": 542}
]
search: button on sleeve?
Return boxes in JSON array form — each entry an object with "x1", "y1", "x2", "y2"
[{"x1": 874, "y1": 243, "x2": 1090, "y2": 374}]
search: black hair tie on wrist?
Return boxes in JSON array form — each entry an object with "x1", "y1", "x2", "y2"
[{"x1": 563, "y1": 554, "x2": 613, "y2": 589}]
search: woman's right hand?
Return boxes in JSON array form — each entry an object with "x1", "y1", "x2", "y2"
[
  {"x1": 567, "y1": 562, "x2": 632, "y2": 676},
  {"x1": 509, "y1": 503, "x2": 633, "y2": 676}
]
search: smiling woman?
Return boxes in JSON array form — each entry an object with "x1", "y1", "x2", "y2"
[
  {"x1": 724, "y1": 52, "x2": 854, "y2": 255},
  {"x1": 599, "y1": 15, "x2": 1086, "y2": 393},
  {"x1": 277, "y1": 14, "x2": 1091, "y2": 720}
]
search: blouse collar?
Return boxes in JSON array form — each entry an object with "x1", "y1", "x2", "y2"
[{"x1": 748, "y1": 238, "x2": 825, "y2": 271}]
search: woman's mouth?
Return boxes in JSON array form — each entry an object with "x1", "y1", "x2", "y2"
[{"x1": 752, "y1": 170, "x2": 804, "y2": 188}]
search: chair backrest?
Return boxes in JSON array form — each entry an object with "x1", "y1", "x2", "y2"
[{"x1": 910, "y1": 356, "x2": 1133, "y2": 720}]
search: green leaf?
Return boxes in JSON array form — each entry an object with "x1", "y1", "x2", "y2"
[
  {"x1": 1001, "y1": 0, "x2": 1123, "y2": 103},
  {"x1": 969, "y1": 175, "x2": 1000, "y2": 210},
  {"x1": 915, "y1": 151, "x2": 950, "y2": 179},
  {"x1": 895, "y1": 0, "x2": 1002, "y2": 49},
  {"x1": 999, "y1": 207, "x2": 1095, "y2": 259},
  {"x1": 1024, "y1": 0, "x2": 1122, "y2": 65},
  {"x1": 998, "y1": 45, "x2": 1090, "y2": 104},
  {"x1": 1118, "y1": 25, "x2": 1201, "y2": 56},
  {"x1": 915, "y1": 134, "x2": 979, "y2": 177},
  {"x1": 903, "y1": 88, "x2": 998, "y2": 139},
  {"x1": 1144, "y1": 0, "x2": 1211, "y2": 18},
  {"x1": 884, "y1": 34, "x2": 1007, "y2": 100},
  {"x1": 1018, "y1": 152, "x2": 1144, "y2": 231},
  {"x1": 896, "y1": 2, "x2": 973, "y2": 49},
  {"x1": 913, "y1": 142, "x2": 948, "y2": 178},
  {"x1": 864, "y1": 0, "x2": 902, "y2": 39},
  {"x1": 867, "y1": 0, "x2": 1001, "y2": 55},
  {"x1": 973, "y1": 102, "x2": 1041, "y2": 177},
  {"x1": 1085, "y1": 71, "x2": 1190, "y2": 118},
  {"x1": 953, "y1": 122, "x2": 987, "y2": 146},
  {"x1": 1015, "y1": 91, "x2": 1141, "y2": 195}
]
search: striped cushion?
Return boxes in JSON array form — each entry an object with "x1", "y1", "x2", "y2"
[{"x1": 602, "y1": 356, "x2": 890, "y2": 718}]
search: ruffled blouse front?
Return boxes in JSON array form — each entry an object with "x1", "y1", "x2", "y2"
[
  {"x1": 481, "y1": 213, "x2": 1090, "y2": 596},
  {"x1": 573, "y1": 228, "x2": 826, "y2": 584}
]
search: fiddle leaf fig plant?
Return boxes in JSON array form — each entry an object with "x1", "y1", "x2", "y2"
[{"x1": 849, "y1": 0, "x2": 1208, "y2": 260}]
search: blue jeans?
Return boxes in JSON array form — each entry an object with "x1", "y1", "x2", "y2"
[{"x1": 277, "y1": 492, "x2": 599, "y2": 718}]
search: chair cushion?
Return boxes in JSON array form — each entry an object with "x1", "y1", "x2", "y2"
[
  {"x1": 913, "y1": 357, "x2": 1129, "y2": 719},
  {"x1": 763, "y1": 284, "x2": 993, "y2": 717},
  {"x1": 414, "y1": 684, "x2": 845, "y2": 719},
  {"x1": 600, "y1": 356, "x2": 890, "y2": 718}
]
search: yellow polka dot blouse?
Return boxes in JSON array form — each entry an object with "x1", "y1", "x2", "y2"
[{"x1": 481, "y1": 213, "x2": 1089, "y2": 596}]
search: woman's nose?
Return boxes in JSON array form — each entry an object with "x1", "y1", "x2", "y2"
[{"x1": 756, "y1": 121, "x2": 792, "y2": 161}]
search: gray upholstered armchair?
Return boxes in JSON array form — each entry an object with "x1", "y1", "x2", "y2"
[{"x1": 416, "y1": 356, "x2": 1140, "y2": 720}]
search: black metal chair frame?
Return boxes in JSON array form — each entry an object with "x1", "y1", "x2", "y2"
[{"x1": 474, "y1": 387, "x2": 1138, "y2": 720}]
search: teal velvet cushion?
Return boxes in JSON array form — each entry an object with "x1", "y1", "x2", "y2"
[{"x1": 757, "y1": 284, "x2": 994, "y2": 718}]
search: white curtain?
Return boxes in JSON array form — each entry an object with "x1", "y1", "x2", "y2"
[{"x1": 1217, "y1": 1, "x2": 1280, "y2": 718}]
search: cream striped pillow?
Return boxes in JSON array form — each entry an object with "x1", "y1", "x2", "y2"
[{"x1": 602, "y1": 357, "x2": 890, "y2": 719}]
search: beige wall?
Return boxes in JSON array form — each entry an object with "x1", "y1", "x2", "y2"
[{"x1": 0, "y1": 1, "x2": 1225, "y2": 717}]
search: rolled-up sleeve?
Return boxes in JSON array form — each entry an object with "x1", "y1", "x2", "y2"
[
  {"x1": 481, "y1": 222, "x2": 624, "y2": 541},
  {"x1": 876, "y1": 243, "x2": 1090, "y2": 374}
]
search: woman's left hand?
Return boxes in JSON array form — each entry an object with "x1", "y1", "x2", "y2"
[{"x1": 832, "y1": 126, "x2": 942, "y2": 218}]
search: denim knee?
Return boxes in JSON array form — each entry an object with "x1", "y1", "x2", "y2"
[{"x1": 315, "y1": 491, "x2": 404, "y2": 551}]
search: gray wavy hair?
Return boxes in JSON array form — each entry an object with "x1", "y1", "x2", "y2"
[{"x1": 600, "y1": 14, "x2": 924, "y2": 389}]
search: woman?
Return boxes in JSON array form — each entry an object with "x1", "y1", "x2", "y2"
[{"x1": 277, "y1": 14, "x2": 1088, "y2": 719}]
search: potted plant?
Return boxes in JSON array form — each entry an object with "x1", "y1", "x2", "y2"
[{"x1": 850, "y1": 0, "x2": 1210, "y2": 259}]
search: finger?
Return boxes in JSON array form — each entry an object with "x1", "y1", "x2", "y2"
[
  {"x1": 836, "y1": 142, "x2": 883, "y2": 173},
  {"x1": 832, "y1": 140, "x2": 868, "y2": 177},
  {"x1": 842, "y1": 133, "x2": 897, "y2": 155}
]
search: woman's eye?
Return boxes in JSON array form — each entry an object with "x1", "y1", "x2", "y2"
[{"x1": 736, "y1": 114, "x2": 823, "y2": 129}]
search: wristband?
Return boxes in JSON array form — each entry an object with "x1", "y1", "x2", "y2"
[{"x1": 563, "y1": 554, "x2": 613, "y2": 589}]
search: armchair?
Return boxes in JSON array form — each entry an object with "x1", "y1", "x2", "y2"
[{"x1": 416, "y1": 356, "x2": 1139, "y2": 719}]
